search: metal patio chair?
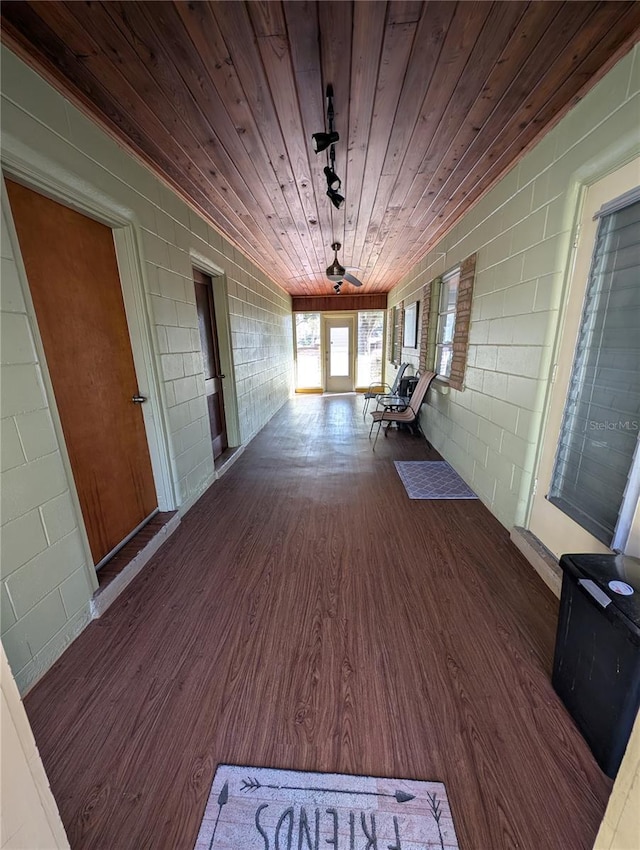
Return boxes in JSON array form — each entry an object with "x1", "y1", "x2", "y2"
[
  {"x1": 368, "y1": 371, "x2": 437, "y2": 450},
  {"x1": 362, "y1": 362, "x2": 410, "y2": 418}
]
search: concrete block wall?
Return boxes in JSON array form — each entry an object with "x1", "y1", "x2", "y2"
[
  {"x1": 0, "y1": 45, "x2": 293, "y2": 693},
  {"x1": 225, "y1": 255, "x2": 293, "y2": 443},
  {"x1": 389, "y1": 44, "x2": 640, "y2": 531}
]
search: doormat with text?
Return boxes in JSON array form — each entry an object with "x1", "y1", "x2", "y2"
[
  {"x1": 394, "y1": 461, "x2": 477, "y2": 500},
  {"x1": 194, "y1": 764, "x2": 459, "y2": 849}
]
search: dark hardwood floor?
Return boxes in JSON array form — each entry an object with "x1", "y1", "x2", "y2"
[{"x1": 24, "y1": 394, "x2": 611, "y2": 850}]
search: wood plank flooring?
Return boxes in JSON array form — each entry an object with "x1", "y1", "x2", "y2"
[{"x1": 24, "y1": 394, "x2": 611, "y2": 850}]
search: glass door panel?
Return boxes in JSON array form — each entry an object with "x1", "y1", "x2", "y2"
[{"x1": 329, "y1": 326, "x2": 349, "y2": 376}]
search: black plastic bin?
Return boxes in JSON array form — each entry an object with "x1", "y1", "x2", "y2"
[{"x1": 552, "y1": 553, "x2": 640, "y2": 778}]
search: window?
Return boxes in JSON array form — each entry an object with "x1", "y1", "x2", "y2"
[
  {"x1": 294, "y1": 312, "x2": 321, "y2": 388},
  {"x1": 389, "y1": 304, "x2": 403, "y2": 365},
  {"x1": 403, "y1": 301, "x2": 419, "y2": 349},
  {"x1": 418, "y1": 253, "x2": 476, "y2": 390},
  {"x1": 435, "y1": 267, "x2": 460, "y2": 378},
  {"x1": 548, "y1": 192, "x2": 640, "y2": 548},
  {"x1": 356, "y1": 310, "x2": 384, "y2": 388}
]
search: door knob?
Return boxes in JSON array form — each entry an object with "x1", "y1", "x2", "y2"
[
  {"x1": 132, "y1": 394, "x2": 147, "y2": 404},
  {"x1": 215, "y1": 374, "x2": 226, "y2": 379}
]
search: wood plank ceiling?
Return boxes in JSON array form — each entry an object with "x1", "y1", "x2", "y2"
[{"x1": 2, "y1": 2, "x2": 639, "y2": 297}]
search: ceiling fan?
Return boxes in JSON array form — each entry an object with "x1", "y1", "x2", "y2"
[{"x1": 325, "y1": 242, "x2": 363, "y2": 293}]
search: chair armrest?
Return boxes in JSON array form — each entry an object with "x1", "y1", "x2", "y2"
[
  {"x1": 375, "y1": 394, "x2": 409, "y2": 412},
  {"x1": 367, "y1": 382, "x2": 391, "y2": 393}
]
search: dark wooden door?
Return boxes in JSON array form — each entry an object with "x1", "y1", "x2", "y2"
[
  {"x1": 6, "y1": 179, "x2": 158, "y2": 565},
  {"x1": 194, "y1": 269, "x2": 227, "y2": 459}
]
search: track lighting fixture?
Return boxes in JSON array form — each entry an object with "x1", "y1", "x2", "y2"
[
  {"x1": 324, "y1": 166, "x2": 341, "y2": 191},
  {"x1": 312, "y1": 84, "x2": 346, "y2": 217},
  {"x1": 312, "y1": 131, "x2": 339, "y2": 153},
  {"x1": 313, "y1": 88, "x2": 351, "y2": 292},
  {"x1": 327, "y1": 187, "x2": 345, "y2": 210},
  {"x1": 312, "y1": 84, "x2": 338, "y2": 153}
]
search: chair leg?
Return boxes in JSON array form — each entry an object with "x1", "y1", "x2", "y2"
[
  {"x1": 368, "y1": 416, "x2": 376, "y2": 438},
  {"x1": 372, "y1": 419, "x2": 384, "y2": 450},
  {"x1": 363, "y1": 396, "x2": 370, "y2": 418}
]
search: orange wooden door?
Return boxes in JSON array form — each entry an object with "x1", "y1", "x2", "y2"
[{"x1": 6, "y1": 179, "x2": 157, "y2": 565}]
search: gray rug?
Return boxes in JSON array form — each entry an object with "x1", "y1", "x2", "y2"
[
  {"x1": 394, "y1": 461, "x2": 477, "y2": 500},
  {"x1": 195, "y1": 764, "x2": 459, "y2": 849}
]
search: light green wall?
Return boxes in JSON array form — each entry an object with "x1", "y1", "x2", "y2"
[
  {"x1": 390, "y1": 45, "x2": 640, "y2": 531},
  {"x1": 0, "y1": 45, "x2": 293, "y2": 693}
]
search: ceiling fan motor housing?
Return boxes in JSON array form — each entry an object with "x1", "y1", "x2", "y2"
[{"x1": 326, "y1": 241, "x2": 345, "y2": 281}]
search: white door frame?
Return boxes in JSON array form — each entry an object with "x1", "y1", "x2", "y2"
[
  {"x1": 2, "y1": 147, "x2": 177, "y2": 586},
  {"x1": 323, "y1": 313, "x2": 356, "y2": 392}
]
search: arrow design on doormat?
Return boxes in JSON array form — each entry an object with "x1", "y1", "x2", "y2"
[
  {"x1": 240, "y1": 777, "x2": 415, "y2": 804},
  {"x1": 426, "y1": 790, "x2": 445, "y2": 850},
  {"x1": 206, "y1": 781, "x2": 229, "y2": 850}
]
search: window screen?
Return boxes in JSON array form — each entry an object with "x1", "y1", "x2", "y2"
[
  {"x1": 356, "y1": 311, "x2": 384, "y2": 387},
  {"x1": 294, "y1": 312, "x2": 321, "y2": 388},
  {"x1": 390, "y1": 306, "x2": 402, "y2": 365},
  {"x1": 548, "y1": 197, "x2": 640, "y2": 545}
]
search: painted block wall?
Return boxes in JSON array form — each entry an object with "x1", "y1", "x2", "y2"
[
  {"x1": 0, "y1": 45, "x2": 293, "y2": 693},
  {"x1": 389, "y1": 45, "x2": 640, "y2": 531},
  {"x1": 1, "y1": 645, "x2": 70, "y2": 849}
]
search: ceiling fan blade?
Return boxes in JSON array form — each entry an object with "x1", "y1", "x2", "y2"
[{"x1": 343, "y1": 271, "x2": 363, "y2": 287}]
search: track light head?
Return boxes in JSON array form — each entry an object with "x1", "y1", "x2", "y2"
[
  {"x1": 327, "y1": 187, "x2": 345, "y2": 210},
  {"x1": 324, "y1": 166, "x2": 341, "y2": 191},
  {"x1": 312, "y1": 131, "x2": 339, "y2": 153}
]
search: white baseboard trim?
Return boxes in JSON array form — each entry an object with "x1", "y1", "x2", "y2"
[
  {"x1": 90, "y1": 513, "x2": 181, "y2": 618},
  {"x1": 214, "y1": 445, "x2": 245, "y2": 479}
]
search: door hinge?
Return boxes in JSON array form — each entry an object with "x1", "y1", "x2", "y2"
[
  {"x1": 551, "y1": 362, "x2": 558, "y2": 383},
  {"x1": 532, "y1": 477, "x2": 538, "y2": 496}
]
